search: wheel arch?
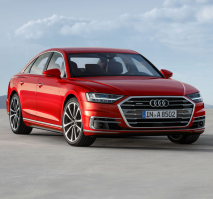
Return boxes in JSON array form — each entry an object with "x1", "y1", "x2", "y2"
[
  {"x1": 10, "y1": 90, "x2": 18, "y2": 102},
  {"x1": 61, "y1": 91, "x2": 84, "y2": 123},
  {"x1": 8, "y1": 88, "x2": 23, "y2": 115},
  {"x1": 63, "y1": 93, "x2": 77, "y2": 110}
]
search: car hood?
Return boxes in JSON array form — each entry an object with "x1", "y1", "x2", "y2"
[{"x1": 74, "y1": 76, "x2": 198, "y2": 96}]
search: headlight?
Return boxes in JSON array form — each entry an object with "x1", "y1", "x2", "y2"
[
  {"x1": 186, "y1": 92, "x2": 203, "y2": 103},
  {"x1": 86, "y1": 93, "x2": 124, "y2": 103}
]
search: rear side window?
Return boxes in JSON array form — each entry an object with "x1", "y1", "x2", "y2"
[
  {"x1": 23, "y1": 60, "x2": 36, "y2": 73},
  {"x1": 30, "y1": 52, "x2": 52, "y2": 75},
  {"x1": 47, "y1": 52, "x2": 66, "y2": 78}
]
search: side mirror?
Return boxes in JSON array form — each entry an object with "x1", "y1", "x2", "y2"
[
  {"x1": 160, "y1": 69, "x2": 173, "y2": 78},
  {"x1": 43, "y1": 69, "x2": 61, "y2": 79}
]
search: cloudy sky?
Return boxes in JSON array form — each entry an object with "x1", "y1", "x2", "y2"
[{"x1": 0, "y1": 0, "x2": 212, "y2": 104}]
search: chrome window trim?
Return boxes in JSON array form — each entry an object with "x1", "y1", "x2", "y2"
[
  {"x1": 23, "y1": 118, "x2": 62, "y2": 128},
  {"x1": 117, "y1": 96, "x2": 195, "y2": 129},
  {"x1": 22, "y1": 51, "x2": 67, "y2": 78},
  {"x1": 22, "y1": 51, "x2": 52, "y2": 73},
  {"x1": 22, "y1": 59, "x2": 37, "y2": 74}
]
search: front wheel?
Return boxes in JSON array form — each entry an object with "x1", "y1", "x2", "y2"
[
  {"x1": 167, "y1": 134, "x2": 200, "y2": 144},
  {"x1": 62, "y1": 97, "x2": 96, "y2": 147}
]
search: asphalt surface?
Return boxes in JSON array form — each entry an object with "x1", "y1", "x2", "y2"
[{"x1": 0, "y1": 109, "x2": 213, "y2": 199}]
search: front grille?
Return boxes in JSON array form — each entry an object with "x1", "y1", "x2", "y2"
[{"x1": 118, "y1": 96, "x2": 194, "y2": 128}]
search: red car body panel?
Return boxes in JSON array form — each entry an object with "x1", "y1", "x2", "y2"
[
  {"x1": 17, "y1": 74, "x2": 39, "y2": 121},
  {"x1": 75, "y1": 76, "x2": 199, "y2": 96},
  {"x1": 6, "y1": 48, "x2": 205, "y2": 136},
  {"x1": 36, "y1": 76, "x2": 62, "y2": 125}
]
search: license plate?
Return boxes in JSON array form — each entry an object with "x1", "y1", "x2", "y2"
[{"x1": 142, "y1": 110, "x2": 177, "y2": 119}]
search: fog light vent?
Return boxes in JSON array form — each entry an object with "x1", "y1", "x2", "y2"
[
  {"x1": 189, "y1": 116, "x2": 205, "y2": 129},
  {"x1": 89, "y1": 117, "x2": 122, "y2": 130}
]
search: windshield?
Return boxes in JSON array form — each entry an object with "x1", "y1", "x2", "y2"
[{"x1": 68, "y1": 53, "x2": 162, "y2": 77}]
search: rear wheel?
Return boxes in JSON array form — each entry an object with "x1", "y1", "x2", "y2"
[
  {"x1": 9, "y1": 94, "x2": 33, "y2": 134},
  {"x1": 62, "y1": 97, "x2": 96, "y2": 147},
  {"x1": 167, "y1": 134, "x2": 200, "y2": 144}
]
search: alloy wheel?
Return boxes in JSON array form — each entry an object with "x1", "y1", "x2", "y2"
[
  {"x1": 63, "y1": 102, "x2": 82, "y2": 143},
  {"x1": 10, "y1": 96, "x2": 20, "y2": 131}
]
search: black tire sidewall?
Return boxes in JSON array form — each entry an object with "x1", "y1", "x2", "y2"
[{"x1": 168, "y1": 134, "x2": 200, "y2": 144}]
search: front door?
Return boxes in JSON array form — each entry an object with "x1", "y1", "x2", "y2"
[{"x1": 36, "y1": 52, "x2": 66, "y2": 126}]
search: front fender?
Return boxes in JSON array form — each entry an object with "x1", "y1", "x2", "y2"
[{"x1": 59, "y1": 82, "x2": 92, "y2": 126}]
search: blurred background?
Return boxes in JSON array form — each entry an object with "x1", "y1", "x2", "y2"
[{"x1": 0, "y1": 0, "x2": 212, "y2": 106}]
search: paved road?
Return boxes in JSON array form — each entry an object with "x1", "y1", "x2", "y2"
[{"x1": 0, "y1": 109, "x2": 213, "y2": 199}]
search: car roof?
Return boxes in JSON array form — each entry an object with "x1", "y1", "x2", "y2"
[{"x1": 44, "y1": 47, "x2": 139, "y2": 54}]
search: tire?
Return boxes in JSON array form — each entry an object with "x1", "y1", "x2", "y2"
[
  {"x1": 62, "y1": 97, "x2": 96, "y2": 147},
  {"x1": 167, "y1": 134, "x2": 200, "y2": 144},
  {"x1": 9, "y1": 94, "x2": 33, "y2": 134}
]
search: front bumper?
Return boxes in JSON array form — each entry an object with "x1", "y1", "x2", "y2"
[
  {"x1": 83, "y1": 127, "x2": 205, "y2": 136},
  {"x1": 81, "y1": 97, "x2": 205, "y2": 136}
]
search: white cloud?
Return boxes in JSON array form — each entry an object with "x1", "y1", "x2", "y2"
[
  {"x1": 163, "y1": 0, "x2": 191, "y2": 8},
  {"x1": 1, "y1": 0, "x2": 212, "y2": 103},
  {"x1": 15, "y1": 15, "x2": 89, "y2": 39},
  {"x1": 14, "y1": 0, "x2": 213, "y2": 53},
  {"x1": 59, "y1": 20, "x2": 119, "y2": 37},
  {"x1": 196, "y1": 6, "x2": 213, "y2": 23},
  {"x1": 143, "y1": 5, "x2": 195, "y2": 22},
  {"x1": 196, "y1": 0, "x2": 210, "y2": 3}
]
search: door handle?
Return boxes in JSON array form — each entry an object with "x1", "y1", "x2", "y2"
[
  {"x1": 37, "y1": 83, "x2": 43, "y2": 88},
  {"x1": 20, "y1": 81, "x2": 24, "y2": 85}
]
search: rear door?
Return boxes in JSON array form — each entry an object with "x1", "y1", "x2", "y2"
[
  {"x1": 18, "y1": 52, "x2": 52, "y2": 121},
  {"x1": 36, "y1": 52, "x2": 66, "y2": 126}
]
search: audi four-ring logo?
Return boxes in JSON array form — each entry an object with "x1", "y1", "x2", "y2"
[{"x1": 150, "y1": 99, "x2": 169, "y2": 107}]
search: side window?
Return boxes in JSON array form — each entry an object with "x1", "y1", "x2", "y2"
[
  {"x1": 23, "y1": 59, "x2": 36, "y2": 73},
  {"x1": 47, "y1": 52, "x2": 66, "y2": 78},
  {"x1": 30, "y1": 52, "x2": 51, "y2": 75}
]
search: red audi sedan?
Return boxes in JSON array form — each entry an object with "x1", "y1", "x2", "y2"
[{"x1": 6, "y1": 47, "x2": 205, "y2": 146}]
